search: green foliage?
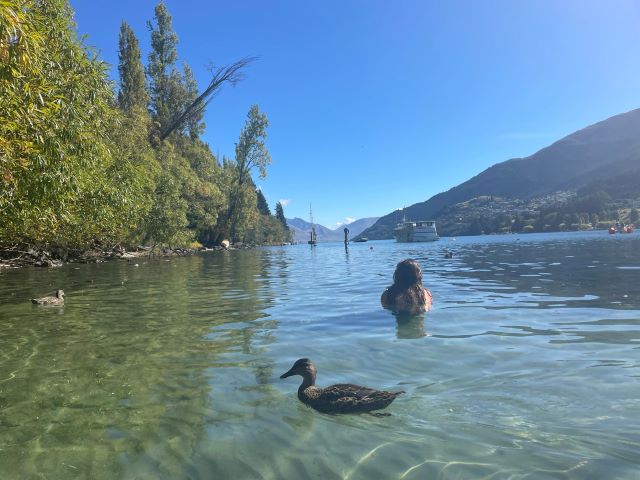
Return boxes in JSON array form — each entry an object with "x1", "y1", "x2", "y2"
[
  {"x1": 1, "y1": 0, "x2": 127, "y2": 247},
  {"x1": 245, "y1": 214, "x2": 292, "y2": 245},
  {"x1": 256, "y1": 189, "x2": 271, "y2": 215},
  {"x1": 107, "y1": 108, "x2": 158, "y2": 243},
  {"x1": 142, "y1": 142, "x2": 191, "y2": 246},
  {"x1": 182, "y1": 63, "x2": 204, "y2": 139},
  {"x1": 214, "y1": 105, "x2": 274, "y2": 244},
  {"x1": 146, "y1": 0, "x2": 179, "y2": 129},
  {"x1": 0, "y1": 0, "x2": 290, "y2": 252},
  {"x1": 174, "y1": 136, "x2": 225, "y2": 240},
  {"x1": 629, "y1": 208, "x2": 639, "y2": 224},
  {"x1": 275, "y1": 201, "x2": 288, "y2": 229},
  {"x1": 562, "y1": 190, "x2": 611, "y2": 215},
  {"x1": 117, "y1": 21, "x2": 148, "y2": 111},
  {"x1": 235, "y1": 105, "x2": 272, "y2": 184}
]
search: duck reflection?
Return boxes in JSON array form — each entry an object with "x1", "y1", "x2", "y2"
[{"x1": 394, "y1": 311, "x2": 427, "y2": 339}]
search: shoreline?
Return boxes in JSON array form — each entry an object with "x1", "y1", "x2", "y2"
[{"x1": 0, "y1": 243, "x2": 256, "y2": 270}]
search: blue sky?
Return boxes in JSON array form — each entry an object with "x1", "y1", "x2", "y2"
[{"x1": 70, "y1": 0, "x2": 640, "y2": 228}]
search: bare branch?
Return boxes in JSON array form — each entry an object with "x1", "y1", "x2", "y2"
[{"x1": 158, "y1": 56, "x2": 257, "y2": 141}]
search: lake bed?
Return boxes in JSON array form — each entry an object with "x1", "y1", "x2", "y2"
[{"x1": 1, "y1": 231, "x2": 639, "y2": 479}]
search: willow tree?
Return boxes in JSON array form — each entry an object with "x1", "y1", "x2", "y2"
[{"x1": 0, "y1": 0, "x2": 124, "y2": 248}]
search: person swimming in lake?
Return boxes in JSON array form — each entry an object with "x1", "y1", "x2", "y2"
[{"x1": 381, "y1": 259, "x2": 432, "y2": 314}]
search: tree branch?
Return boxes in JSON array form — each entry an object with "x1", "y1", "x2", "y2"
[{"x1": 158, "y1": 56, "x2": 257, "y2": 141}]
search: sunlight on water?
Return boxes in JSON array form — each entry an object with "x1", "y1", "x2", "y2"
[{"x1": 1, "y1": 231, "x2": 639, "y2": 479}]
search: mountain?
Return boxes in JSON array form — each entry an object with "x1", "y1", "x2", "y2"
[
  {"x1": 286, "y1": 218, "x2": 341, "y2": 242},
  {"x1": 357, "y1": 108, "x2": 640, "y2": 239},
  {"x1": 287, "y1": 216, "x2": 380, "y2": 243},
  {"x1": 340, "y1": 217, "x2": 380, "y2": 237}
]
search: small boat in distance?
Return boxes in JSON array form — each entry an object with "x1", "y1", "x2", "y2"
[
  {"x1": 610, "y1": 222, "x2": 634, "y2": 234},
  {"x1": 353, "y1": 237, "x2": 368, "y2": 242},
  {"x1": 394, "y1": 220, "x2": 439, "y2": 242}
]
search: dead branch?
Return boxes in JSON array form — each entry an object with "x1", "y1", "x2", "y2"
[{"x1": 159, "y1": 57, "x2": 257, "y2": 141}]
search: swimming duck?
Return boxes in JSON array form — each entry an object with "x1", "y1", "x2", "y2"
[
  {"x1": 31, "y1": 289, "x2": 65, "y2": 306},
  {"x1": 280, "y1": 358, "x2": 403, "y2": 414}
]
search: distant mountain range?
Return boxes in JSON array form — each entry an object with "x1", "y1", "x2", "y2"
[
  {"x1": 286, "y1": 217, "x2": 379, "y2": 243},
  {"x1": 357, "y1": 108, "x2": 640, "y2": 239}
]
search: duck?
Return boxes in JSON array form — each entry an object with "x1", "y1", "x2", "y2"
[
  {"x1": 444, "y1": 251, "x2": 453, "y2": 259},
  {"x1": 31, "y1": 289, "x2": 65, "y2": 306},
  {"x1": 280, "y1": 358, "x2": 403, "y2": 414}
]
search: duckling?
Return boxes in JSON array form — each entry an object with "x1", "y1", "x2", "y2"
[
  {"x1": 280, "y1": 358, "x2": 403, "y2": 414},
  {"x1": 31, "y1": 289, "x2": 65, "y2": 306}
]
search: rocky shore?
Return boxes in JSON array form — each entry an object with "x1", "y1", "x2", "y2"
[{"x1": 0, "y1": 242, "x2": 256, "y2": 269}]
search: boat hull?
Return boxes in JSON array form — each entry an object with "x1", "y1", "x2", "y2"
[{"x1": 394, "y1": 221, "x2": 439, "y2": 243}]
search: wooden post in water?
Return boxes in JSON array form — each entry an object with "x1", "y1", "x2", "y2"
[{"x1": 344, "y1": 227, "x2": 349, "y2": 245}]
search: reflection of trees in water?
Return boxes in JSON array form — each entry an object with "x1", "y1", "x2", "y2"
[{"x1": 0, "y1": 250, "x2": 288, "y2": 478}]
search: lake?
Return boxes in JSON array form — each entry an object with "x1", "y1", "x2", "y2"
[{"x1": 1, "y1": 231, "x2": 639, "y2": 479}]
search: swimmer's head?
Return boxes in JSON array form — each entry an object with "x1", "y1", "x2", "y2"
[{"x1": 393, "y1": 259, "x2": 423, "y2": 288}]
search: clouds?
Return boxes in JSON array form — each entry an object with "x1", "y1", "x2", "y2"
[
  {"x1": 278, "y1": 199, "x2": 291, "y2": 207},
  {"x1": 334, "y1": 217, "x2": 355, "y2": 228}
]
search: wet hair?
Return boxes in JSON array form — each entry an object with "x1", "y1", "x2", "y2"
[{"x1": 382, "y1": 259, "x2": 428, "y2": 311}]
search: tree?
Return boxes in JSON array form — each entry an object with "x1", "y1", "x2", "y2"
[
  {"x1": 256, "y1": 189, "x2": 271, "y2": 215},
  {"x1": 117, "y1": 21, "x2": 148, "y2": 112},
  {"x1": 182, "y1": 63, "x2": 203, "y2": 139},
  {"x1": 158, "y1": 57, "x2": 254, "y2": 141},
  {"x1": 142, "y1": 143, "x2": 191, "y2": 247},
  {"x1": 145, "y1": 2, "x2": 253, "y2": 142},
  {"x1": 146, "y1": 1, "x2": 179, "y2": 129},
  {"x1": 630, "y1": 208, "x2": 639, "y2": 224},
  {"x1": 234, "y1": 105, "x2": 271, "y2": 185},
  {"x1": 0, "y1": 0, "x2": 123, "y2": 248},
  {"x1": 214, "y1": 105, "x2": 271, "y2": 242},
  {"x1": 275, "y1": 201, "x2": 288, "y2": 229}
]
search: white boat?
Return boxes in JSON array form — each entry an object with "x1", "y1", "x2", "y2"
[{"x1": 394, "y1": 220, "x2": 439, "y2": 242}]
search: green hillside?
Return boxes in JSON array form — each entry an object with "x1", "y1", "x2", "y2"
[{"x1": 358, "y1": 109, "x2": 640, "y2": 239}]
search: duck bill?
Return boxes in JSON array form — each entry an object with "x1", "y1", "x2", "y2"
[{"x1": 280, "y1": 369, "x2": 294, "y2": 379}]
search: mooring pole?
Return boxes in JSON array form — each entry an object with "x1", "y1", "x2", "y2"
[{"x1": 344, "y1": 227, "x2": 349, "y2": 244}]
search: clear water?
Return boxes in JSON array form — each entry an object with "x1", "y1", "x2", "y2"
[{"x1": 1, "y1": 231, "x2": 639, "y2": 479}]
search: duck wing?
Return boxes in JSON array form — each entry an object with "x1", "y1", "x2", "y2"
[
  {"x1": 31, "y1": 297, "x2": 60, "y2": 305},
  {"x1": 315, "y1": 384, "x2": 403, "y2": 413}
]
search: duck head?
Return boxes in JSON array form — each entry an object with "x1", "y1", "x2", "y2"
[
  {"x1": 56, "y1": 289, "x2": 65, "y2": 299},
  {"x1": 280, "y1": 358, "x2": 317, "y2": 381}
]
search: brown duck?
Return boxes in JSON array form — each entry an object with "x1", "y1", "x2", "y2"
[
  {"x1": 280, "y1": 358, "x2": 403, "y2": 414},
  {"x1": 31, "y1": 289, "x2": 65, "y2": 306}
]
